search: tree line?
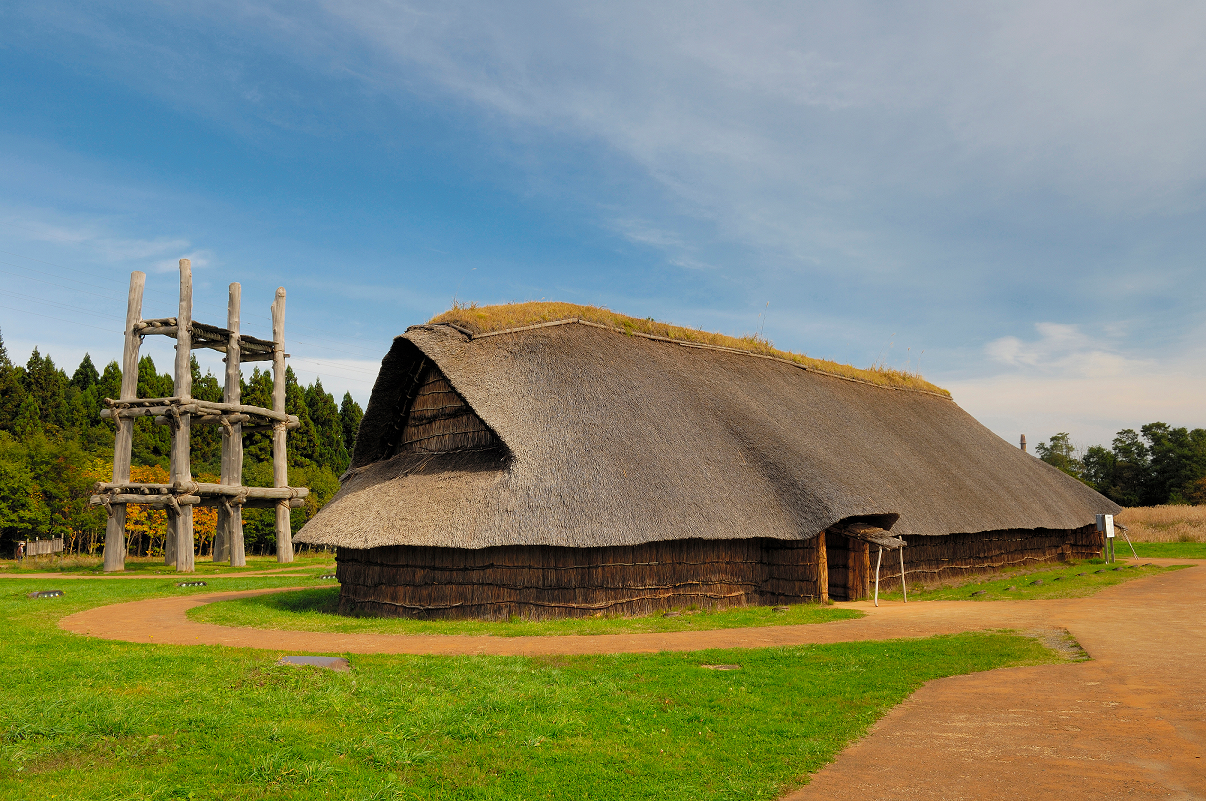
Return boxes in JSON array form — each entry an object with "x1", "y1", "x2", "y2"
[
  {"x1": 0, "y1": 326, "x2": 364, "y2": 558},
  {"x1": 1035, "y1": 425, "x2": 1206, "y2": 507}
]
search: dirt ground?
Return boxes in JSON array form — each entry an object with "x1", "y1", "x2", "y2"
[{"x1": 58, "y1": 558, "x2": 1205, "y2": 799}]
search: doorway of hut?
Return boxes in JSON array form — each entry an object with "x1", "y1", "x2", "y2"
[{"x1": 825, "y1": 530, "x2": 872, "y2": 601}]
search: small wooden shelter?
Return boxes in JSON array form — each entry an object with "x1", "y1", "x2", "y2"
[
  {"x1": 91, "y1": 260, "x2": 308, "y2": 572},
  {"x1": 295, "y1": 307, "x2": 1118, "y2": 617}
]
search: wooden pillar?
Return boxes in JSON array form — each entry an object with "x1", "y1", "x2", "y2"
[
  {"x1": 215, "y1": 282, "x2": 246, "y2": 566},
  {"x1": 103, "y1": 271, "x2": 145, "y2": 572},
  {"x1": 847, "y1": 536, "x2": 870, "y2": 601},
  {"x1": 815, "y1": 531, "x2": 828, "y2": 603},
  {"x1": 271, "y1": 287, "x2": 293, "y2": 563},
  {"x1": 171, "y1": 259, "x2": 195, "y2": 572}
]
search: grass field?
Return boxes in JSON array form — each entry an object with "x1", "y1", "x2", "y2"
[
  {"x1": 1119, "y1": 542, "x2": 1206, "y2": 558},
  {"x1": 0, "y1": 575, "x2": 1062, "y2": 801},
  {"x1": 875, "y1": 560, "x2": 1184, "y2": 603},
  {"x1": 0, "y1": 552, "x2": 335, "y2": 576}
]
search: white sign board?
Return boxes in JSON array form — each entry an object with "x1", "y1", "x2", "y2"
[{"x1": 1104, "y1": 514, "x2": 1115, "y2": 538}]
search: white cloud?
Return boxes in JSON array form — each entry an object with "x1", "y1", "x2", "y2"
[
  {"x1": 152, "y1": 249, "x2": 214, "y2": 273},
  {"x1": 949, "y1": 321, "x2": 1204, "y2": 448},
  {"x1": 984, "y1": 322, "x2": 1146, "y2": 378},
  {"x1": 314, "y1": 0, "x2": 1206, "y2": 262},
  {"x1": 1, "y1": 211, "x2": 192, "y2": 265}
]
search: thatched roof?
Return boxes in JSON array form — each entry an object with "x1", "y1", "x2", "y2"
[
  {"x1": 430, "y1": 302, "x2": 950, "y2": 395},
  {"x1": 295, "y1": 318, "x2": 1118, "y2": 550}
]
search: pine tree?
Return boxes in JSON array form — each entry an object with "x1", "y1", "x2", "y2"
[
  {"x1": 132, "y1": 355, "x2": 173, "y2": 466},
  {"x1": 339, "y1": 392, "x2": 364, "y2": 459},
  {"x1": 241, "y1": 368, "x2": 275, "y2": 465},
  {"x1": 0, "y1": 327, "x2": 27, "y2": 433},
  {"x1": 70, "y1": 354, "x2": 100, "y2": 390},
  {"x1": 190, "y1": 356, "x2": 223, "y2": 470},
  {"x1": 23, "y1": 348, "x2": 71, "y2": 432},
  {"x1": 284, "y1": 367, "x2": 318, "y2": 467},
  {"x1": 306, "y1": 378, "x2": 348, "y2": 473}
]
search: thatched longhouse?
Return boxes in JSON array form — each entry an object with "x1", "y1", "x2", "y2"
[{"x1": 295, "y1": 305, "x2": 1118, "y2": 619}]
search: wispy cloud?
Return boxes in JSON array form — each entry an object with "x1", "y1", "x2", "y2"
[
  {"x1": 1, "y1": 212, "x2": 192, "y2": 265},
  {"x1": 948, "y1": 321, "x2": 1203, "y2": 448},
  {"x1": 984, "y1": 322, "x2": 1147, "y2": 378},
  {"x1": 151, "y1": 249, "x2": 214, "y2": 273}
]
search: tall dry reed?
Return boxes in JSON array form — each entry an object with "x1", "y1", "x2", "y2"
[{"x1": 1116, "y1": 506, "x2": 1206, "y2": 542}]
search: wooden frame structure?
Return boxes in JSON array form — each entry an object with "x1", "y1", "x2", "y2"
[{"x1": 92, "y1": 259, "x2": 309, "y2": 572}]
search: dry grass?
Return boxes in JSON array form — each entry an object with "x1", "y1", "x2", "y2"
[
  {"x1": 1116, "y1": 505, "x2": 1206, "y2": 542},
  {"x1": 430, "y1": 301, "x2": 950, "y2": 396}
]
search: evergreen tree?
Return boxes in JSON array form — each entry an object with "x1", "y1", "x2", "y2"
[
  {"x1": 190, "y1": 356, "x2": 223, "y2": 470},
  {"x1": 0, "y1": 327, "x2": 27, "y2": 432},
  {"x1": 70, "y1": 354, "x2": 100, "y2": 390},
  {"x1": 305, "y1": 378, "x2": 348, "y2": 473},
  {"x1": 340, "y1": 392, "x2": 364, "y2": 459},
  {"x1": 132, "y1": 355, "x2": 173, "y2": 466},
  {"x1": 241, "y1": 367, "x2": 275, "y2": 465},
  {"x1": 12, "y1": 395, "x2": 43, "y2": 439},
  {"x1": 98, "y1": 361, "x2": 122, "y2": 401},
  {"x1": 284, "y1": 367, "x2": 318, "y2": 467},
  {"x1": 23, "y1": 349, "x2": 71, "y2": 432}
]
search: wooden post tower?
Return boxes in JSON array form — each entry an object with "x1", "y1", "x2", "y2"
[{"x1": 92, "y1": 259, "x2": 308, "y2": 572}]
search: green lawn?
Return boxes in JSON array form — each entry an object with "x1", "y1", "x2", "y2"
[
  {"x1": 191, "y1": 588, "x2": 862, "y2": 637},
  {"x1": 1118, "y1": 541, "x2": 1206, "y2": 559},
  {"x1": 874, "y1": 560, "x2": 1185, "y2": 603},
  {"x1": 0, "y1": 552, "x2": 334, "y2": 576},
  {"x1": 0, "y1": 576, "x2": 1063, "y2": 800}
]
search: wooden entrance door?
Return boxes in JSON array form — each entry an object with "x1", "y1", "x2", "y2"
[{"x1": 825, "y1": 531, "x2": 871, "y2": 601}]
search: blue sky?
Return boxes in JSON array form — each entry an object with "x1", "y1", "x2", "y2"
[{"x1": 1, "y1": 1, "x2": 1203, "y2": 449}]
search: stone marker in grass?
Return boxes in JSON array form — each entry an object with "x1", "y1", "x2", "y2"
[
  {"x1": 26, "y1": 590, "x2": 63, "y2": 599},
  {"x1": 276, "y1": 655, "x2": 350, "y2": 672}
]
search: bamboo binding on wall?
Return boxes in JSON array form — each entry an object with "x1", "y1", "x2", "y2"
[{"x1": 91, "y1": 260, "x2": 309, "y2": 572}]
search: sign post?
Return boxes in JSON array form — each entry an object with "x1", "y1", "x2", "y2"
[{"x1": 1097, "y1": 513, "x2": 1116, "y2": 563}]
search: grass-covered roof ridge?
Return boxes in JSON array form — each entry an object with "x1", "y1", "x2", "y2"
[{"x1": 428, "y1": 301, "x2": 950, "y2": 397}]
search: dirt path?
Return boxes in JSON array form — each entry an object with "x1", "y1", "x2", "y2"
[
  {"x1": 785, "y1": 560, "x2": 1206, "y2": 801},
  {"x1": 58, "y1": 559, "x2": 1206, "y2": 798}
]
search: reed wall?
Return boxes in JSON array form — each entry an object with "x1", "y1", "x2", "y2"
[
  {"x1": 873, "y1": 524, "x2": 1103, "y2": 588},
  {"x1": 336, "y1": 537, "x2": 824, "y2": 620}
]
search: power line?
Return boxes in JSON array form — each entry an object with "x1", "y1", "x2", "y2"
[
  {"x1": 0, "y1": 304, "x2": 120, "y2": 334},
  {"x1": 0, "y1": 263, "x2": 128, "y2": 302},
  {"x1": 289, "y1": 357, "x2": 380, "y2": 379},
  {"x1": 0, "y1": 241, "x2": 400, "y2": 357},
  {"x1": 0, "y1": 289, "x2": 126, "y2": 321}
]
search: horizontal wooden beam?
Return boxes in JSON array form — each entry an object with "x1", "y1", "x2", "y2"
[
  {"x1": 93, "y1": 482, "x2": 309, "y2": 499},
  {"x1": 92, "y1": 495, "x2": 305, "y2": 509},
  {"x1": 199, "y1": 497, "x2": 306, "y2": 509},
  {"x1": 133, "y1": 319, "x2": 275, "y2": 356},
  {"x1": 103, "y1": 397, "x2": 298, "y2": 425},
  {"x1": 91, "y1": 494, "x2": 202, "y2": 507}
]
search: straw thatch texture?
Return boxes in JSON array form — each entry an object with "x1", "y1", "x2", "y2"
[
  {"x1": 335, "y1": 536, "x2": 824, "y2": 620},
  {"x1": 297, "y1": 321, "x2": 1117, "y2": 552}
]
